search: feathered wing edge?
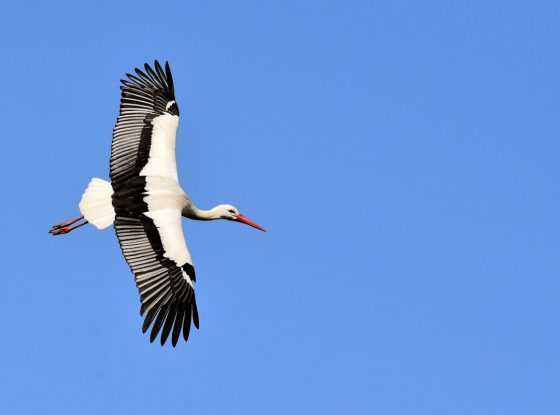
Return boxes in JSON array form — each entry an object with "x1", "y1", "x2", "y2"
[{"x1": 121, "y1": 60, "x2": 176, "y2": 105}]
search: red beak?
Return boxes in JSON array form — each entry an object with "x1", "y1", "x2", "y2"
[{"x1": 235, "y1": 214, "x2": 266, "y2": 232}]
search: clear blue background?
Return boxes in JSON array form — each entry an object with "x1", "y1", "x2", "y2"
[{"x1": 1, "y1": 1, "x2": 558, "y2": 413}]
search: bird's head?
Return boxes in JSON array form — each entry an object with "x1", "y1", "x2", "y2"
[{"x1": 215, "y1": 204, "x2": 266, "y2": 232}]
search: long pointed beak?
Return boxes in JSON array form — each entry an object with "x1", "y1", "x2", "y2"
[{"x1": 235, "y1": 214, "x2": 266, "y2": 232}]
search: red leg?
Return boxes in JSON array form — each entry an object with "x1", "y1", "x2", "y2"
[
  {"x1": 49, "y1": 216, "x2": 88, "y2": 236},
  {"x1": 51, "y1": 216, "x2": 84, "y2": 230}
]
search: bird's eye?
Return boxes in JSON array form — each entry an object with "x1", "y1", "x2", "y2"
[{"x1": 228, "y1": 209, "x2": 235, "y2": 214}]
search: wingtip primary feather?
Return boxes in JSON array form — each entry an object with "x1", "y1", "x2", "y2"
[
  {"x1": 171, "y1": 306, "x2": 185, "y2": 347},
  {"x1": 165, "y1": 61, "x2": 174, "y2": 93},
  {"x1": 149, "y1": 305, "x2": 169, "y2": 342},
  {"x1": 192, "y1": 298, "x2": 200, "y2": 330},
  {"x1": 183, "y1": 306, "x2": 192, "y2": 342},
  {"x1": 160, "y1": 303, "x2": 177, "y2": 346}
]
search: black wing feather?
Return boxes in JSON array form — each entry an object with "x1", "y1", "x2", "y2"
[
  {"x1": 150, "y1": 304, "x2": 170, "y2": 343},
  {"x1": 160, "y1": 303, "x2": 177, "y2": 345},
  {"x1": 171, "y1": 305, "x2": 186, "y2": 347}
]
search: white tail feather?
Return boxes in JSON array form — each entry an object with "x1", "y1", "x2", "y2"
[{"x1": 79, "y1": 178, "x2": 115, "y2": 229}]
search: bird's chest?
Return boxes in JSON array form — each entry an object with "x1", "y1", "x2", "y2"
[{"x1": 143, "y1": 176, "x2": 188, "y2": 211}]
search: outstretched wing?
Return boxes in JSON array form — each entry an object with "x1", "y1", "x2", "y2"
[
  {"x1": 110, "y1": 60, "x2": 180, "y2": 190},
  {"x1": 114, "y1": 212, "x2": 199, "y2": 347}
]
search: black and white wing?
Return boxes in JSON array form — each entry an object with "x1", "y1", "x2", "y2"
[
  {"x1": 110, "y1": 60, "x2": 181, "y2": 190},
  {"x1": 110, "y1": 62, "x2": 198, "y2": 346},
  {"x1": 114, "y1": 209, "x2": 199, "y2": 347}
]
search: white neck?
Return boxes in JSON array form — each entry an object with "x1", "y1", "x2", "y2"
[{"x1": 183, "y1": 205, "x2": 223, "y2": 221}]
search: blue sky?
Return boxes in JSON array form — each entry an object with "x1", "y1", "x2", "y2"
[{"x1": 1, "y1": 1, "x2": 559, "y2": 413}]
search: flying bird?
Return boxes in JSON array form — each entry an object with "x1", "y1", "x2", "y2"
[{"x1": 49, "y1": 60, "x2": 265, "y2": 346}]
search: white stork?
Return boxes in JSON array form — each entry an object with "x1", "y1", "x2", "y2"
[{"x1": 49, "y1": 61, "x2": 265, "y2": 347}]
